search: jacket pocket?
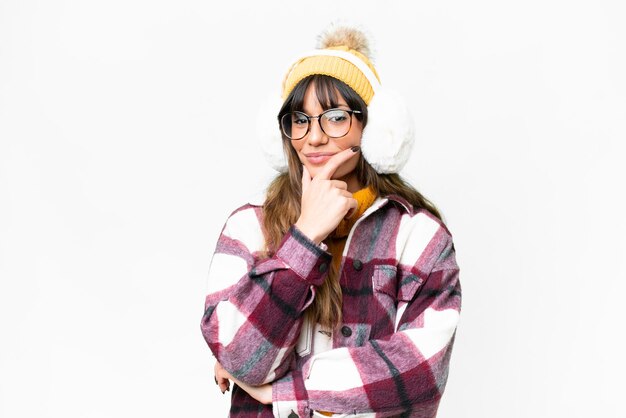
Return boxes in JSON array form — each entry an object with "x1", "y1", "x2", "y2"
[
  {"x1": 295, "y1": 317, "x2": 313, "y2": 357},
  {"x1": 396, "y1": 269, "x2": 425, "y2": 303},
  {"x1": 371, "y1": 265, "x2": 398, "y2": 336},
  {"x1": 372, "y1": 264, "x2": 398, "y2": 297}
]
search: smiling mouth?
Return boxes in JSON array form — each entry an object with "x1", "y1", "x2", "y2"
[
  {"x1": 304, "y1": 152, "x2": 336, "y2": 157},
  {"x1": 304, "y1": 153, "x2": 335, "y2": 164}
]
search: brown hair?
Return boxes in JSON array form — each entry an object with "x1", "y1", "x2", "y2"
[{"x1": 262, "y1": 75, "x2": 441, "y2": 329}]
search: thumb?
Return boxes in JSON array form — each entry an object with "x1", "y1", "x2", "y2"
[{"x1": 301, "y1": 165, "x2": 312, "y2": 193}]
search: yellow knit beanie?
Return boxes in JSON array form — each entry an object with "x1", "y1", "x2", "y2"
[{"x1": 281, "y1": 26, "x2": 381, "y2": 105}]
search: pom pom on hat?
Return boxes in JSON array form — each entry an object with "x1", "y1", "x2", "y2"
[{"x1": 317, "y1": 24, "x2": 373, "y2": 59}]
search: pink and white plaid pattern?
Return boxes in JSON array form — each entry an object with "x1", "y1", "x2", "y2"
[{"x1": 201, "y1": 195, "x2": 461, "y2": 417}]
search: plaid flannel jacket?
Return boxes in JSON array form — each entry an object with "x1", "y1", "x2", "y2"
[{"x1": 201, "y1": 195, "x2": 461, "y2": 417}]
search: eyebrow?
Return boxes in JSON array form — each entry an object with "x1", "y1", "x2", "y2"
[{"x1": 301, "y1": 104, "x2": 351, "y2": 114}]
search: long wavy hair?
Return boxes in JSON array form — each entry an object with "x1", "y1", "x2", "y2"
[{"x1": 262, "y1": 75, "x2": 441, "y2": 330}]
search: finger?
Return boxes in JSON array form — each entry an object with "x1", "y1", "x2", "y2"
[
  {"x1": 217, "y1": 376, "x2": 230, "y2": 393},
  {"x1": 316, "y1": 146, "x2": 360, "y2": 180},
  {"x1": 338, "y1": 189, "x2": 354, "y2": 199},
  {"x1": 336, "y1": 192, "x2": 357, "y2": 217},
  {"x1": 344, "y1": 197, "x2": 358, "y2": 219},
  {"x1": 329, "y1": 180, "x2": 348, "y2": 190},
  {"x1": 347, "y1": 196, "x2": 358, "y2": 212},
  {"x1": 214, "y1": 361, "x2": 231, "y2": 393},
  {"x1": 301, "y1": 165, "x2": 312, "y2": 193}
]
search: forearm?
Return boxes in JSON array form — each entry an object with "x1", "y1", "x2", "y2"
[{"x1": 202, "y1": 223, "x2": 332, "y2": 385}]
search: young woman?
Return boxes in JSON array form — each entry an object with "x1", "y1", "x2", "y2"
[{"x1": 201, "y1": 25, "x2": 461, "y2": 418}]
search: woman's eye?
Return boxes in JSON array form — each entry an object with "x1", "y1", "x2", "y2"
[
  {"x1": 292, "y1": 115, "x2": 308, "y2": 125},
  {"x1": 325, "y1": 111, "x2": 348, "y2": 123}
]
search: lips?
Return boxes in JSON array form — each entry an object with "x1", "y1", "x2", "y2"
[{"x1": 304, "y1": 152, "x2": 336, "y2": 165}]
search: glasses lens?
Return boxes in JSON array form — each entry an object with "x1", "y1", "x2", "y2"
[
  {"x1": 281, "y1": 112, "x2": 308, "y2": 140},
  {"x1": 321, "y1": 109, "x2": 351, "y2": 138}
]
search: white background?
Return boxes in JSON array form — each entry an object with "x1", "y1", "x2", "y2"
[{"x1": 1, "y1": 1, "x2": 625, "y2": 417}]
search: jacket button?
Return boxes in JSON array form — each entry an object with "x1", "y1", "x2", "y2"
[
  {"x1": 352, "y1": 259, "x2": 363, "y2": 271},
  {"x1": 341, "y1": 326, "x2": 352, "y2": 337},
  {"x1": 318, "y1": 263, "x2": 328, "y2": 273}
]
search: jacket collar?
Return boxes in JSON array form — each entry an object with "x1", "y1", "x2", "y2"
[
  {"x1": 385, "y1": 194, "x2": 414, "y2": 214},
  {"x1": 360, "y1": 194, "x2": 414, "y2": 220}
]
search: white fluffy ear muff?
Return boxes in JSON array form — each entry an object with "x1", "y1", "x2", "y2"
[
  {"x1": 256, "y1": 93, "x2": 288, "y2": 173},
  {"x1": 360, "y1": 87, "x2": 416, "y2": 174}
]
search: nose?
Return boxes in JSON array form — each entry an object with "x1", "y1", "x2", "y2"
[{"x1": 305, "y1": 117, "x2": 328, "y2": 146}]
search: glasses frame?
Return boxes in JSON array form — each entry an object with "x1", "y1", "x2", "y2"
[{"x1": 280, "y1": 108, "x2": 363, "y2": 141}]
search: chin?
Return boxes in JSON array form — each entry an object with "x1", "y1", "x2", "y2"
[{"x1": 306, "y1": 166, "x2": 321, "y2": 177}]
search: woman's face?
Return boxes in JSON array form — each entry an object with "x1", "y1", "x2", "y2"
[{"x1": 290, "y1": 83, "x2": 363, "y2": 191}]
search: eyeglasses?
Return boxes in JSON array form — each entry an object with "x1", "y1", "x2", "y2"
[{"x1": 280, "y1": 108, "x2": 362, "y2": 140}]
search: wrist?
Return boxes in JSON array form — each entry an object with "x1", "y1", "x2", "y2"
[{"x1": 294, "y1": 220, "x2": 325, "y2": 245}]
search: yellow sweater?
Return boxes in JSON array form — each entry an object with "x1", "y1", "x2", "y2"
[{"x1": 325, "y1": 186, "x2": 377, "y2": 272}]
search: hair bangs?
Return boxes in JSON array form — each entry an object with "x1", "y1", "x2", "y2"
[{"x1": 280, "y1": 75, "x2": 367, "y2": 126}]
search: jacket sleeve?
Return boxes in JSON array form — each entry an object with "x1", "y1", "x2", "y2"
[
  {"x1": 271, "y1": 219, "x2": 461, "y2": 418},
  {"x1": 200, "y1": 205, "x2": 332, "y2": 385}
]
